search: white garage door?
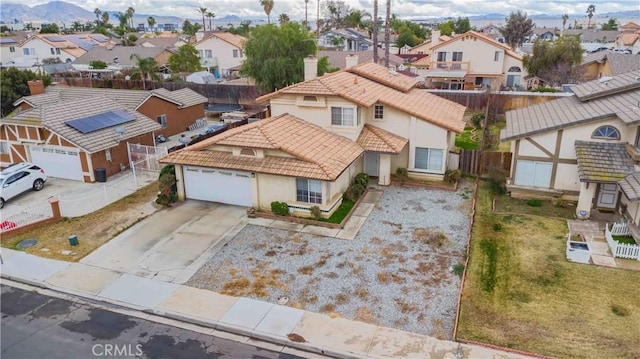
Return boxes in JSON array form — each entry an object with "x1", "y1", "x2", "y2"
[
  {"x1": 29, "y1": 146, "x2": 83, "y2": 181},
  {"x1": 183, "y1": 166, "x2": 252, "y2": 206}
]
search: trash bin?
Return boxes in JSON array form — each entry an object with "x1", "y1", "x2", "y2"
[
  {"x1": 68, "y1": 235, "x2": 79, "y2": 246},
  {"x1": 95, "y1": 167, "x2": 107, "y2": 183}
]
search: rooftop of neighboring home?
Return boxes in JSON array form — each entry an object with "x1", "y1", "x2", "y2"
[
  {"x1": 135, "y1": 36, "x2": 184, "y2": 48},
  {"x1": 194, "y1": 32, "x2": 247, "y2": 49},
  {"x1": 22, "y1": 33, "x2": 113, "y2": 57},
  {"x1": 581, "y1": 50, "x2": 640, "y2": 75},
  {"x1": 501, "y1": 70, "x2": 640, "y2": 141},
  {"x1": 531, "y1": 27, "x2": 560, "y2": 35},
  {"x1": 563, "y1": 29, "x2": 621, "y2": 42},
  {"x1": 318, "y1": 50, "x2": 404, "y2": 69},
  {"x1": 160, "y1": 113, "x2": 364, "y2": 181},
  {"x1": 616, "y1": 31, "x2": 640, "y2": 46},
  {"x1": 72, "y1": 46, "x2": 173, "y2": 68},
  {"x1": 257, "y1": 62, "x2": 466, "y2": 133},
  {"x1": 0, "y1": 31, "x2": 30, "y2": 47},
  {"x1": 621, "y1": 22, "x2": 640, "y2": 32}
]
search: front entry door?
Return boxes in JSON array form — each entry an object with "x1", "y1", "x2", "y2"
[
  {"x1": 597, "y1": 183, "x2": 618, "y2": 209},
  {"x1": 364, "y1": 152, "x2": 379, "y2": 177}
]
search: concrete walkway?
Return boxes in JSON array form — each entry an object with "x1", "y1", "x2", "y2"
[{"x1": 1, "y1": 248, "x2": 536, "y2": 359}]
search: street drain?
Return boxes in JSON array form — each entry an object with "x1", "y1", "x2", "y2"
[{"x1": 17, "y1": 238, "x2": 38, "y2": 249}]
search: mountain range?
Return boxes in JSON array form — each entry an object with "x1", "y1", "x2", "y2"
[{"x1": 1, "y1": 1, "x2": 638, "y2": 25}]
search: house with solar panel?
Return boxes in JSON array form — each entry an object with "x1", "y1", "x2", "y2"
[
  {"x1": 0, "y1": 31, "x2": 32, "y2": 67},
  {"x1": 501, "y1": 70, "x2": 640, "y2": 221},
  {"x1": 14, "y1": 34, "x2": 113, "y2": 67},
  {"x1": 1, "y1": 82, "x2": 208, "y2": 182}
]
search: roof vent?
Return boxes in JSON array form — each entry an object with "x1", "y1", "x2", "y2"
[{"x1": 599, "y1": 76, "x2": 613, "y2": 83}]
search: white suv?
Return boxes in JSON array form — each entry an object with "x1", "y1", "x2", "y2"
[{"x1": 0, "y1": 163, "x2": 47, "y2": 208}]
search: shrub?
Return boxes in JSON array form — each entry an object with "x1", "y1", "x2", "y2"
[
  {"x1": 270, "y1": 201, "x2": 290, "y2": 216},
  {"x1": 531, "y1": 86, "x2": 560, "y2": 93},
  {"x1": 344, "y1": 183, "x2": 366, "y2": 202},
  {"x1": 471, "y1": 113, "x2": 485, "y2": 129},
  {"x1": 611, "y1": 304, "x2": 630, "y2": 317},
  {"x1": 492, "y1": 223, "x2": 503, "y2": 231},
  {"x1": 444, "y1": 169, "x2": 461, "y2": 184},
  {"x1": 527, "y1": 199, "x2": 543, "y2": 207},
  {"x1": 453, "y1": 264, "x2": 465, "y2": 277},
  {"x1": 396, "y1": 167, "x2": 408, "y2": 182},
  {"x1": 309, "y1": 206, "x2": 321, "y2": 220},
  {"x1": 156, "y1": 165, "x2": 177, "y2": 206},
  {"x1": 354, "y1": 172, "x2": 369, "y2": 187}
]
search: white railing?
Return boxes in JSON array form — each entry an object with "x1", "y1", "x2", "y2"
[
  {"x1": 605, "y1": 223, "x2": 640, "y2": 260},
  {"x1": 610, "y1": 221, "x2": 631, "y2": 236},
  {"x1": 0, "y1": 201, "x2": 53, "y2": 232}
]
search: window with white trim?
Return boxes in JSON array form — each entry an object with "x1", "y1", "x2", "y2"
[
  {"x1": 592, "y1": 125, "x2": 620, "y2": 140},
  {"x1": 23, "y1": 48, "x2": 35, "y2": 55},
  {"x1": 494, "y1": 51, "x2": 500, "y2": 61},
  {"x1": 233, "y1": 49, "x2": 240, "y2": 58},
  {"x1": 331, "y1": 107, "x2": 355, "y2": 126},
  {"x1": 296, "y1": 178, "x2": 322, "y2": 204},
  {"x1": 157, "y1": 114, "x2": 167, "y2": 128},
  {"x1": 374, "y1": 105, "x2": 384, "y2": 119},
  {"x1": 514, "y1": 160, "x2": 552, "y2": 188},
  {"x1": 0, "y1": 141, "x2": 9, "y2": 154},
  {"x1": 204, "y1": 49, "x2": 212, "y2": 58},
  {"x1": 414, "y1": 147, "x2": 444, "y2": 172},
  {"x1": 9, "y1": 46, "x2": 15, "y2": 53}
]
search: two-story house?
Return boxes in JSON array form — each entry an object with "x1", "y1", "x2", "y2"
[
  {"x1": 581, "y1": 50, "x2": 640, "y2": 80},
  {"x1": 159, "y1": 57, "x2": 466, "y2": 216},
  {"x1": 1, "y1": 83, "x2": 207, "y2": 182},
  {"x1": 72, "y1": 46, "x2": 174, "y2": 74},
  {"x1": 193, "y1": 32, "x2": 247, "y2": 78},
  {"x1": 501, "y1": 70, "x2": 640, "y2": 221},
  {"x1": 14, "y1": 34, "x2": 113, "y2": 67},
  {"x1": 408, "y1": 31, "x2": 451, "y2": 55},
  {"x1": 0, "y1": 31, "x2": 30, "y2": 67},
  {"x1": 424, "y1": 30, "x2": 526, "y2": 90}
]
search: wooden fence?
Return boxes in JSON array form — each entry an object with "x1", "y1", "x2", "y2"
[
  {"x1": 459, "y1": 150, "x2": 512, "y2": 177},
  {"x1": 425, "y1": 90, "x2": 572, "y2": 112}
]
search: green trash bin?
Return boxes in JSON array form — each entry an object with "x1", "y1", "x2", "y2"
[{"x1": 68, "y1": 235, "x2": 79, "y2": 246}]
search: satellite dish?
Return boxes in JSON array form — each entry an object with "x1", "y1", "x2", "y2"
[{"x1": 178, "y1": 135, "x2": 191, "y2": 145}]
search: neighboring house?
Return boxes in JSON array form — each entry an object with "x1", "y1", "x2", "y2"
[
  {"x1": 193, "y1": 32, "x2": 247, "y2": 78},
  {"x1": 563, "y1": 29, "x2": 621, "y2": 52},
  {"x1": 317, "y1": 50, "x2": 403, "y2": 71},
  {"x1": 614, "y1": 31, "x2": 640, "y2": 54},
  {"x1": 0, "y1": 31, "x2": 31, "y2": 66},
  {"x1": 15, "y1": 33, "x2": 113, "y2": 66},
  {"x1": 525, "y1": 27, "x2": 560, "y2": 42},
  {"x1": 135, "y1": 36, "x2": 185, "y2": 49},
  {"x1": 500, "y1": 70, "x2": 640, "y2": 220},
  {"x1": 318, "y1": 28, "x2": 373, "y2": 51},
  {"x1": 581, "y1": 50, "x2": 640, "y2": 80},
  {"x1": 478, "y1": 23, "x2": 504, "y2": 43},
  {"x1": 1, "y1": 84, "x2": 207, "y2": 181},
  {"x1": 408, "y1": 31, "x2": 451, "y2": 55},
  {"x1": 159, "y1": 59, "x2": 466, "y2": 216},
  {"x1": 72, "y1": 46, "x2": 174, "y2": 72},
  {"x1": 424, "y1": 30, "x2": 526, "y2": 90},
  {"x1": 620, "y1": 22, "x2": 640, "y2": 32}
]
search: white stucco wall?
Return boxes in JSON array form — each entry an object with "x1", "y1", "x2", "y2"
[
  {"x1": 20, "y1": 37, "x2": 76, "y2": 63},
  {"x1": 554, "y1": 163, "x2": 580, "y2": 191},
  {"x1": 194, "y1": 36, "x2": 244, "y2": 75}
]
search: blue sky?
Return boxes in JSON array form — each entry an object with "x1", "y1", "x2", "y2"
[{"x1": 17, "y1": 0, "x2": 640, "y2": 21}]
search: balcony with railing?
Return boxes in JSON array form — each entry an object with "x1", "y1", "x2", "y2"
[{"x1": 427, "y1": 61, "x2": 471, "y2": 73}]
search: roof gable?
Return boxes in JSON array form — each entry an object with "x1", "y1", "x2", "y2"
[{"x1": 431, "y1": 30, "x2": 522, "y2": 60}]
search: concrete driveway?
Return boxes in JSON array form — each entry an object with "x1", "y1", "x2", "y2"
[
  {"x1": 80, "y1": 200, "x2": 247, "y2": 284},
  {"x1": 0, "y1": 177, "x2": 94, "y2": 217}
]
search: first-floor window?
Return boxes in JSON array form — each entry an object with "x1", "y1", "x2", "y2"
[
  {"x1": 157, "y1": 114, "x2": 167, "y2": 128},
  {"x1": 514, "y1": 160, "x2": 552, "y2": 188},
  {"x1": 296, "y1": 178, "x2": 322, "y2": 204},
  {"x1": 507, "y1": 75, "x2": 521, "y2": 87},
  {"x1": 0, "y1": 141, "x2": 9, "y2": 154},
  {"x1": 414, "y1": 147, "x2": 444, "y2": 172}
]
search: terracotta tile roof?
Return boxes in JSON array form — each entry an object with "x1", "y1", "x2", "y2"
[
  {"x1": 349, "y1": 62, "x2": 419, "y2": 92},
  {"x1": 575, "y1": 141, "x2": 634, "y2": 183},
  {"x1": 257, "y1": 62, "x2": 466, "y2": 133},
  {"x1": 618, "y1": 172, "x2": 640, "y2": 201},
  {"x1": 617, "y1": 32, "x2": 640, "y2": 46},
  {"x1": 317, "y1": 50, "x2": 404, "y2": 70},
  {"x1": 163, "y1": 113, "x2": 363, "y2": 180},
  {"x1": 147, "y1": 88, "x2": 208, "y2": 108},
  {"x1": 357, "y1": 124, "x2": 408, "y2": 154},
  {"x1": 411, "y1": 55, "x2": 431, "y2": 66},
  {"x1": 197, "y1": 32, "x2": 247, "y2": 49}
]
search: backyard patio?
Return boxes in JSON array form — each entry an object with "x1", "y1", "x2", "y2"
[{"x1": 186, "y1": 182, "x2": 475, "y2": 338}]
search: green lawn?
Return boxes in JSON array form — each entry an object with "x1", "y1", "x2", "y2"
[
  {"x1": 494, "y1": 194, "x2": 576, "y2": 219},
  {"x1": 613, "y1": 235, "x2": 637, "y2": 245},
  {"x1": 455, "y1": 126, "x2": 481, "y2": 150},
  {"x1": 319, "y1": 199, "x2": 355, "y2": 224},
  {"x1": 458, "y1": 182, "x2": 640, "y2": 358}
]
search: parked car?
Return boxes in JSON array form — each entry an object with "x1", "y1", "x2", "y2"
[
  {"x1": 613, "y1": 48, "x2": 632, "y2": 54},
  {"x1": 0, "y1": 163, "x2": 47, "y2": 209},
  {"x1": 588, "y1": 47, "x2": 611, "y2": 53}
]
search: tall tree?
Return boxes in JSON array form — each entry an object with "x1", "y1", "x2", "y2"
[
  {"x1": 94, "y1": 8, "x2": 102, "y2": 27},
  {"x1": 373, "y1": 0, "x2": 378, "y2": 63},
  {"x1": 561, "y1": 13, "x2": 569, "y2": 31},
  {"x1": 260, "y1": 0, "x2": 275, "y2": 24},
  {"x1": 241, "y1": 22, "x2": 329, "y2": 92},
  {"x1": 344, "y1": 9, "x2": 366, "y2": 29},
  {"x1": 523, "y1": 36, "x2": 583, "y2": 86},
  {"x1": 40, "y1": 23, "x2": 60, "y2": 34},
  {"x1": 117, "y1": 12, "x2": 129, "y2": 33},
  {"x1": 206, "y1": 12, "x2": 215, "y2": 32},
  {"x1": 198, "y1": 7, "x2": 207, "y2": 31},
  {"x1": 586, "y1": 4, "x2": 596, "y2": 29},
  {"x1": 322, "y1": 0, "x2": 350, "y2": 29},
  {"x1": 182, "y1": 20, "x2": 202, "y2": 37},
  {"x1": 130, "y1": 54, "x2": 160, "y2": 89},
  {"x1": 601, "y1": 18, "x2": 618, "y2": 30},
  {"x1": 126, "y1": 7, "x2": 135, "y2": 29},
  {"x1": 101, "y1": 12, "x2": 110, "y2": 26},
  {"x1": 147, "y1": 16, "x2": 156, "y2": 32},
  {"x1": 437, "y1": 17, "x2": 472, "y2": 35},
  {"x1": 278, "y1": 13, "x2": 290, "y2": 26},
  {"x1": 500, "y1": 11, "x2": 535, "y2": 51},
  {"x1": 71, "y1": 21, "x2": 83, "y2": 32},
  {"x1": 1, "y1": 68, "x2": 51, "y2": 117},
  {"x1": 168, "y1": 44, "x2": 202, "y2": 79},
  {"x1": 384, "y1": 0, "x2": 390, "y2": 67}
]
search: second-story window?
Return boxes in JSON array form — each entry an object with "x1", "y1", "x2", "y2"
[
  {"x1": 374, "y1": 105, "x2": 384, "y2": 119},
  {"x1": 452, "y1": 52, "x2": 463, "y2": 61},
  {"x1": 9, "y1": 46, "x2": 15, "y2": 53},
  {"x1": 331, "y1": 107, "x2": 355, "y2": 126},
  {"x1": 233, "y1": 49, "x2": 239, "y2": 58},
  {"x1": 494, "y1": 51, "x2": 501, "y2": 62},
  {"x1": 205, "y1": 50, "x2": 212, "y2": 58}
]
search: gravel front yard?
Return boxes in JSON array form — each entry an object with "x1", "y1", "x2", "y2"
[{"x1": 186, "y1": 182, "x2": 474, "y2": 338}]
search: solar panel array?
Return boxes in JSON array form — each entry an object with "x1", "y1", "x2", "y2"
[
  {"x1": 0, "y1": 38, "x2": 17, "y2": 44},
  {"x1": 65, "y1": 110, "x2": 135, "y2": 134},
  {"x1": 67, "y1": 36, "x2": 94, "y2": 51},
  {"x1": 45, "y1": 35, "x2": 65, "y2": 42},
  {"x1": 91, "y1": 34, "x2": 108, "y2": 43}
]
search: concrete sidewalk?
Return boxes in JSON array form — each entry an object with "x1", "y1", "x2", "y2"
[{"x1": 1, "y1": 248, "x2": 536, "y2": 359}]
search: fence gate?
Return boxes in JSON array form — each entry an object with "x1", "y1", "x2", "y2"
[
  {"x1": 459, "y1": 150, "x2": 512, "y2": 177},
  {"x1": 128, "y1": 143, "x2": 168, "y2": 172}
]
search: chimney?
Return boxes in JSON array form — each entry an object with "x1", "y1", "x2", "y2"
[
  {"x1": 27, "y1": 80, "x2": 45, "y2": 96},
  {"x1": 304, "y1": 56, "x2": 318, "y2": 81},
  {"x1": 431, "y1": 30, "x2": 441, "y2": 45},
  {"x1": 345, "y1": 53, "x2": 359, "y2": 68}
]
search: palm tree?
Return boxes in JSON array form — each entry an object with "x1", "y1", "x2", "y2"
[
  {"x1": 126, "y1": 7, "x2": 135, "y2": 29},
  {"x1": 101, "y1": 12, "x2": 109, "y2": 26},
  {"x1": 561, "y1": 13, "x2": 569, "y2": 31},
  {"x1": 260, "y1": 0, "x2": 274, "y2": 24},
  {"x1": 586, "y1": 4, "x2": 596, "y2": 29},
  {"x1": 71, "y1": 21, "x2": 82, "y2": 32},
  {"x1": 373, "y1": 0, "x2": 378, "y2": 63},
  {"x1": 117, "y1": 12, "x2": 129, "y2": 33},
  {"x1": 304, "y1": 0, "x2": 309, "y2": 30},
  {"x1": 94, "y1": 8, "x2": 102, "y2": 27},
  {"x1": 147, "y1": 16, "x2": 156, "y2": 32},
  {"x1": 278, "y1": 13, "x2": 290, "y2": 26},
  {"x1": 130, "y1": 54, "x2": 160, "y2": 90},
  {"x1": 384, "y1": 0, "x2": 390, "y2": 67},
  {"x1": 206, "y1": 12, "x2": 215, "y2": 31},
  {"x1": 198, "y1": 7, "x2": 207, "y2": 31}
]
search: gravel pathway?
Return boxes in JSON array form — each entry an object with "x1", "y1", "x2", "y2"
[{"x1": 186, "y1": 181, "x2": 474, "y2": 338}]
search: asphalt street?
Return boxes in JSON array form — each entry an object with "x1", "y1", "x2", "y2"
[{"x1": 1, "y1": 285, "x2": 305, "y2": 359}]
